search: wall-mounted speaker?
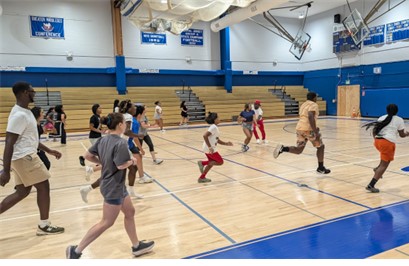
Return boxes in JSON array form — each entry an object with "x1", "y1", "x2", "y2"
[{"x1": 334, "y1": 14, "x2": 341, "y2": 24}]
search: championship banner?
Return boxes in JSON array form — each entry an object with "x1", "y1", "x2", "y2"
[
  {"x1": 141, "y1": 32, "x2": 167, "y2": 45},
  {"x1": 30, "y1": 15, "x2": 65, "y2": 39},
  {"x1": 181, "y1": 29, "x2": 204, "y2": 46}
]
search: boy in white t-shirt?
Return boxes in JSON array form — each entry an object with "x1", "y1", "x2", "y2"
[{"x1": 197, "y1": 112, "x2": 233, "y2": 183}]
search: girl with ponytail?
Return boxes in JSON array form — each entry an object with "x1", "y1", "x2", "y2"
[{"x1": 362, "y1": 104, "x2": 409, "y2": 193}]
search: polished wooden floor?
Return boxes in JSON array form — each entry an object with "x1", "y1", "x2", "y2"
[{"x1": 1, "y1": 116, "x2": 409, "y2": 259}]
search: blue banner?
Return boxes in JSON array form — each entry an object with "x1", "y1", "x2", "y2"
[
  {"x1": 333, "y1": 30, "x2": 360, "y2": 53},
  {"x1": 386, "y1": 19, "x2": 409, "y2": 43},
  {"x1": 30, "y1": 15, "x2": 64, "y2": 39},
  {"x1": 363, "y1": 25, "x2": 385, "y2": 46},
  {"x1": 181, "y1": 29, "x2": 204, "y2": 46},
  {"x1": 141, "y1": 32, "x2": 166, "y2": 45}
]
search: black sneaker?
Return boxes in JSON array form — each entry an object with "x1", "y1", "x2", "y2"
[
  {"x1": 66, "y1": 245, "x2": 82, "y2": 259},
  {"x1": 79, "y1": 156, "x2": 85, "y2": 167},
  {"x1": 317, "y1": 167, "x2": 331, "y2": 174},
  {"x1": 132, "y1": 240, "x2": 155, "y2": 257},
  {"x1": 366, "y1": 186, "x2": 380, "y2": 193},
  {"x1": 36, "y1": 224, "x2": 65, "y2": 236}
]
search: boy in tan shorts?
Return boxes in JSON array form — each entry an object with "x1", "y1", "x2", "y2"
[{"x1": 273, "y1": 91, "x2": 330, "y2": 174}]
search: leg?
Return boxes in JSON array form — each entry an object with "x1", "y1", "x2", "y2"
[
  {"x1": 0, "y1": 184, "x2": 32, "y2": 214},
  {"x1": 127, "y1": 165, "x2": 137, "y2": 186},
  {"x1": 121, "y1": 196, "x2": 138, "y2": 245},
  {"x1": 243, "y1": 128, "x2": 252, "y2": 145},
  {"x1": 75, "y1": 201, "x2": 122, "y2": 253},
  {"x1": 253, "y1": 124, "x2": 260, "y2": 141},
  {"x1": 258, "y1": 120, "x2": 266, "y2": 140},
  {"x1": 33, "y1": 180, "x2": 50, "y2": 220}
]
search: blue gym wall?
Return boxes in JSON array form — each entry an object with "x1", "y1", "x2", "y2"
[{"x1": 304, "y1": 60, "x2": 409, "y2": 118}]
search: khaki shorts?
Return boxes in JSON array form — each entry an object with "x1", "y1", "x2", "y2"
[
  {"x1": 11, "y1": 153, "x2": 50, "y2": 187},
  {"x1": 296, "y1": 130, "x2": 323, "y2": 148}
]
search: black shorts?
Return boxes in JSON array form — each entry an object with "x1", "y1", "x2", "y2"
[
  {"x1": 181, "y1": 112, "x2": 188, "y2": 118},
  {"x1": 129, "y1": 146, "x2": 140, "y2": 154}
]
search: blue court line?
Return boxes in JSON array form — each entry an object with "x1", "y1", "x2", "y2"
[
  {"x1": 185, "y1": 200, "x2": 409, "y2": 259},
  {"x1": 145, "y1": 175, "x2": 236, "y2": 244}
]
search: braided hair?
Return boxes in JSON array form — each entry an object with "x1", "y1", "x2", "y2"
[{"x1": 362, "y1": 104, "x2": 399, "y2": 136}]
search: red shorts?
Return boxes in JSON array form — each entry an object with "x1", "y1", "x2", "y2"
[
  {"x1": 205, "y1": 152, "x2": 224, "y2": 164},
  {"x1": 374, "y1": 138, "x2": 395, "y2": 162}
]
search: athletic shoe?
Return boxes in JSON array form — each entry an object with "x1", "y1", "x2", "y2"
[
  {"x1": 273, "y1": 144, "x2": 283, "y2": 159},
  {"x1": 317, "y1": 167, "x2": 331, "y2": 174},
  {"x1": 127, "y1": 187, "x2": 144, "y2": 199},
  {"x1": 198, "y1": 177, "x2": 212, "y2": 183},
  {"x1": 132, "y1": 240, "x2": 155, "y2": 257},
  {"x1": 36, "y1": 224, "x2": 65, "y2": 236},
  {"x1": 256, "y1": 139, "x2": 261, "y2": 144},
  {"x1": 263, "y1": 140, "x2": 269, "y2": 144},
  {"x1": 80, "y1": 186, "x2": 90, "y2": 203},
  {"x1": 366, "y1": 186, "x2": 380, "y2": 193},
  {"x1": 197, "y1": 161, "x2": 204, "y2": 174},
  {"x1": 242, "y1": 145, "x2": 249, "y2": 152},
  {"x1": 153, "y1": 159, "x2": 163, "y2": 165},
  {"x1": 79, "y1": 156, "x2": 85, "y2": 167},
  {"x1": 66, "y1": 245, "x2": 82, "y2": 259},
  {"x1": 85, "y1": 166, "x2": 93, "y2": 181},
  {"x1": 138, "y1": 175, "x2": 153, "y2": 184}
]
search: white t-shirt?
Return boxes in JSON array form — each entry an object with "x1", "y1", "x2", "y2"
[
  {"x1": 122, "y1": 113, "x2": 133, "y2": 139},
  {"x1": 154, "y1": 105, "x2": 162, "y2": 119},
  {"x1": 377, "y1": 115, "x2": 405, "y2": 143},
  {"x1": 202, "y1": 124, "x2": 220, "y2": 153},
  {"x1": 6, "y1": 105, "x2": 39, "y2": 160},
  {"x1": 253, "y1": 106, "x2": 263, "y2": 120}
]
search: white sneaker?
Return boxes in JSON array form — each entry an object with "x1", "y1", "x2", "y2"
[
  {"x1": 127, "y1": 187, "x2": 144, "y2": 199},
  {"x1": 80, "y1": 186, "x2": 90, "y2": 203},
  {"x1": 138, "y1": 175, "x2": 153, "y2": 184},
  {"x1": 85, "y1": 166, "x2": 93, "y2": 181},
  {"x1": 263, "y1": 140, "x2": 269, "y2": 144},
  {"x1": 256, "y1": 139, "x2": 261, "y2": 144},
  {"x1": 161, "y1": 129, "x2": 166, "y2": 133},
  {"x1": 154, "y1": 159, "x2": 163, "y2": 165},
  {"x1": 273, "y1": 144, "x2": 283, "y2": 159}
]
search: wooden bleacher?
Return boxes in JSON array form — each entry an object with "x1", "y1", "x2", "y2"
[
  {"x1": 283, "y1": 86, "x2": 327, "y2": 115},
  {"x1": 191, "y1": 86, "x2": 285, "y2": 121}
]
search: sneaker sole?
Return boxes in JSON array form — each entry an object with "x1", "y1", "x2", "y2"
[
  {"x1": 132, "y1": 243, "x2": 155, "y2": 257},
  {"x1": 37, "y1": 229, "x2": 65, "y2": 236}
]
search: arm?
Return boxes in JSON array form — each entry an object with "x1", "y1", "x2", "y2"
[
  {"x1": 123, "y1": 121, "x2": 140, "y2": 138},
  {"x1": 0, "y1": 132, "x2": 19, "y2": 186},
  {"x1": 89, "y1": 123, "x2": 102, "y2": 134},
  {"x1": 132, "y1": 138, "x2": 145, "y2": 155},
  {"x1": 38, "y1": 142, "x2": 62, "y2": 159},
  {"x1": 203, "y1": 131, "x2": 214, "y2": 154},
  {"x1": 308, "y1": 111, "x2": 319, "y2": 134},
  {"x1": 117, "y1": 157, "x2": 137, "y2": 170},
  {"x1": 398, "y1": 129, "x2": 409, "y2": 138},
  {"x1": 61, "y1": 113, "x2": 66, "y2": 124},
  {"x1": 217, "y1": 139, "x2": 233, "y2": 146},
  {"x1": 84, "y1": 151, "x2": 102, "y2": 165}
]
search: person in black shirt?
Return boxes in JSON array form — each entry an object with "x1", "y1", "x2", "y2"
[
  {"x1": 238, "y1": 103, "x2": 256, "y2": 152},
  {"x1": 179, "y1": 101, "x2": 189, "y2": 126},
  {"x1": 54, "y1": 105, "x2": 67, "y2": 145}
]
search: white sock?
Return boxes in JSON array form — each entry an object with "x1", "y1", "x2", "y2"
[
  {"x1": 39, "y1": 220, "x2": 49, "y2": 228},
  {"x1": 82, "y1": 185, "x2": 93, "y2": 192},
  {"x1": 133, "y1": 241, "x2": 140, "y2": 249}
]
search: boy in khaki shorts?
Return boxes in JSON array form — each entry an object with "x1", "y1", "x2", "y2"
[
  {"x1": 273, "y1": 91, "x2": 331, "y2": 174},
  {"x1": 0, "y1": 81, "x2": 64, "y2": 236}
]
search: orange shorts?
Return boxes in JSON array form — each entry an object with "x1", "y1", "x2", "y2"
[{"x1": 374, "y1": 138, "x2": 395, "y2": 162}]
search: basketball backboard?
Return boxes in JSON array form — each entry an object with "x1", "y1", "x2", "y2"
[
  {"x1": 342, "y1": 9, "x2": 369, "y2": 45},
  {"x1": 289, "y1": 30, "x2": 311, "y2": 60}
]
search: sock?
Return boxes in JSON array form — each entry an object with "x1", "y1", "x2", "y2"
[
  {"x1": 133, "y1": 242, "x2": 140, "y2": 249},
  {"x1": 318, "y1": 162, "x2": 324, "y2": 169},
  {"x1": 368, "y1": 178, "x2": 378, "y2": 188},
  {"x1": 282, "y1": 147, "x2": 290, "y2": 152},
  {"x1": 200, "y1": 173, "x2": 206, "y2": 179},
  {"x1": 39, "y1": 220, "x2": 49, "y2": 228},
  {"x1": 83, "y1": 185, "x2": 93, "y2": 192},
  {"x1": 74, "y1": 247, "x2": 82, "y2": 254},
  {"x1": 128, "y1": 185, "x2": 135, "y2": 191},
  {"x1": 202, "y1": 161, "x2": 209, "y2": 166}
]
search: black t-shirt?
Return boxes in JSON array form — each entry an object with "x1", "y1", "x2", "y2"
[{"x1": 89, "y1": 114, "x2": 101, "y2": 139}]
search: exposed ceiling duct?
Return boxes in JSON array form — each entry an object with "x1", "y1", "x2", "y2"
[
  {"x1": 119, "y1": 0, "x2": 258, "y2": 35},
  {"x1": 210, "y1": 0, "x2": 288, "y2": 32}
]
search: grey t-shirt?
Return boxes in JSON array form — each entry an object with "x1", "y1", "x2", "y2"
[
  {"x1": 139, "y1": 115, "x2": 148, "y2": 136},
  {"x1": 88, "y1": 134, "x2": 131, "y2": 200}
]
